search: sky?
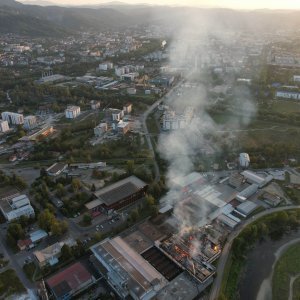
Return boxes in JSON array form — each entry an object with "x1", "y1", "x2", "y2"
[{"x1": 20, "y1": 0, "x2": 300, "y2": 9}]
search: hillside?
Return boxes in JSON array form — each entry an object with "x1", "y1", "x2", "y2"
[{"x1": 1, "y1": 0, "x2": 300, "y2": 37}]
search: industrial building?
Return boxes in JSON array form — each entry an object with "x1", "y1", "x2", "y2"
[
  {"x1": 241, "y1": 170, "x2": 273, "y2": 188},
  {"x1": 90, "y1": 236, "x2": 168, "y2": 300},
  {"x1": 46, "y1": 262, "x2": 95, "y2": 300},
  {"x1": 46, "y1": 163, "x2": 67, "y2": 176},
  {"x1": 1, "y1": 111, "x2": 24, "y2": 125},
  {"x1": 235, "y1": 201, "x2": 258, "y2": 217},
  {"x1": 0, "y1": 119, "x2": 9, "y2": 132},
  {"x1": 65, "y1": 106, "x2": 81, "y2": 119},
  {"x1": 86, "y1": 176, "x2": 148, "y2": 215},
  {"x1": 24, "y1": 115, "x2": 37, "y2": 130},
  {"x1": 0, "y1": 194, "x2": 35, "y2": 222},
  {"x1": 239, "y1": 153, "x2": 250, "y2": 169},
  {"x1": 236, "y1": 184, "x2": 258, "y2": 202}
]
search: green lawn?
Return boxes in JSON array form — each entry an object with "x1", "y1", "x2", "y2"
[
  {"x1": 0, "y1": 269, "x2": 26, "y2": 298},
  {"x1": 272, "y1": 242, "x2": 300, "y2": 300}
]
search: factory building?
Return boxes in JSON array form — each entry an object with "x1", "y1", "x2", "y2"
[
  {"x1": 239, "y1": 153, "x2": 250, "y2": 169},
  {"x1": 0, "y1": 120, "x2": 9, "y2": 132},
  {"x1": 46, "y1": 163, "x2": 67, "y2": 176},
  {"x1": 241, "y1": 170, "x2": 273, "y2": 188},
  {"x1": 86, "y1": 176, "x2": 148, "y2": 215},
  {"x1": 236, "y1": 184, "x2": 259, "y2": 202},
  {"x1": 1, "y1": 112, "x2": 24, "y2": 125},
  {"x1": 90, "y1": 236, "x2": 168, "y2": 300},
  {"x1": 65, "y1": 106, "x2": 81, "y2": 119}
]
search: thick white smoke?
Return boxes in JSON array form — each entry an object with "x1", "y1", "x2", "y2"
[{"x1": 157, "y1": 12, "x2": 257, "y2": 234}]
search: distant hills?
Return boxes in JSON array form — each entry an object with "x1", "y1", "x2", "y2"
[{"x1": 1, "y1": 0, "x2": 300, "y2": 37}]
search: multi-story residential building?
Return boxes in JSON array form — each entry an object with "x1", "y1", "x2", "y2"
[
  {"x1": 276, "y1": 91, "x2": 300, "y2": 100},
  {"x1": 123, "y1": 103, "x2": 132, "y2": 114},
  {"x1": 1, "y1": 112, "x2": 24, "y2": 125},
  {"x1": 65, "y1": 106, "x2": 81, "y2": 119},
  {"x1": 94, "y1": 123, "x2": 108, "y2": 137},
  {"x1": 90, "y1": 100, "x2": 101, "y2": 110},
  {"x1": 24, "y1": 115, "x2": 37, "y2": 130},
  {"x1": 0, "y1": 120, "x2": 9, "y2": 132}
]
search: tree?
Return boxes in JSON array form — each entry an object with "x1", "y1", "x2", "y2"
[
  {"x1": 82, "y1": 213, "x2": 92, "y2": 225},
  {"x1": 126, "y1": 160, "x2": 135, "y2": 175},
  {"x1": 130, "y1": 209, "x2": 139, "y2": 222},
  {"x1": 60, "y1": 244, "x2": 73, "y2": 261},
  {"x1": 38, "y1": 209, "x2": 56, "y2": 232},
  {"x1": 40, "y1": 168, "x2": 47, "y2": 178},
  {"x1": 7, "y1": 223, "x2": 25, "y2": 241},
  {"x1": 71, "y1": 178, "x2": 81, "y2": 192}
]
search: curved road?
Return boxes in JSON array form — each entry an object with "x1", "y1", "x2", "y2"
[{"x1": 209, "y1": 205, "x2": 300, "y2": 300}]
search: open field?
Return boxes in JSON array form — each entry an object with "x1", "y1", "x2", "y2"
[
  {"x1": 272, "y1": 242, "x2": 300, "y2": 300},
  {"x1": 267, "y1": 101, "x2": 300, "y2": 114}
]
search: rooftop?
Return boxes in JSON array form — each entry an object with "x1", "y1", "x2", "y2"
[
  {"x1": 46, "y1": 262, "x2": 93, "y2": 298},
  {"x1": 91, "y1": 236, "x2": 167, "y2": 299},
  {"x1": 46, "y1": 163, "x2": 67, "y2": 175},
  {"x1": 94, "y1": 176, "x2": 147, "y2": 207}
]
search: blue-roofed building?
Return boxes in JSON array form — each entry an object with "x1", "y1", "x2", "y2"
[{"x1": 29, "y1": 229, "x2": 48, "y2": 244}]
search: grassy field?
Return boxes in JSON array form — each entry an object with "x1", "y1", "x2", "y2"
[
  {"x1": 293, "y1": 276, "x2": 300, "y2": 300},
  {"x1": 0, "y1": 269, "x2": 26, "y2": 298},
  {"x1": 272, "y1": 242, "x2": 300, "y2": 300},
  {"x1": 268, "y1": 101, "x2": 300, "y2": 114}
]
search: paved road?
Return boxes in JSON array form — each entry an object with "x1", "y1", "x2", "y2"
[
  {"x1": 141, "y1": 81, "x2": 184, "y2": 182},
  {"x1": 209, "y1": 205, "x2": 300, "y2": 300},
  {"x1": 0, "y1": 226, "x2": 36, "y2": 292}
]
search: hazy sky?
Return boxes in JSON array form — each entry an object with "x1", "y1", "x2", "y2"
[{"x1": 21, "y1": 0, "x2": 300, "y2": 9}]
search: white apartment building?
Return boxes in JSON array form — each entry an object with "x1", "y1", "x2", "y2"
[
  {"x1": 111, "y1": 109, "x2": 123, "y2": 122},
  {"x1": 276, "y1": 91, "x2": 300, "y2": 100},
  {"x1": 90, "y1": 100, "x2": 101, "y2": 110},
  {"x1": 1, "y1": 112, "x2": 24, "y2": 125},
  {"x1": 293, "y1": 75, "x2": 300, "y2": 82},
  {"x1": 24, "y1": 115, "x2": 37, "y2": 130},
  {"x1": 0, "y1": 120, "x2": 9, "y2": 132},
  {"x1": 65, "y1": 106, "x2": 81, "y2": 119},
  {"x1": 99, "y1": 62, "x2": 113, "y2": 71}
]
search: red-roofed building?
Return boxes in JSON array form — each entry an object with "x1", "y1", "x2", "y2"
[{"x1": 46, "y1": 262, "x2": 95, "y2": 300}]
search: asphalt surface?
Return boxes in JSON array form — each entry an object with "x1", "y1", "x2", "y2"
[{"x1": 209, "y1": 205, "x2": 300, "y2": 300}]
